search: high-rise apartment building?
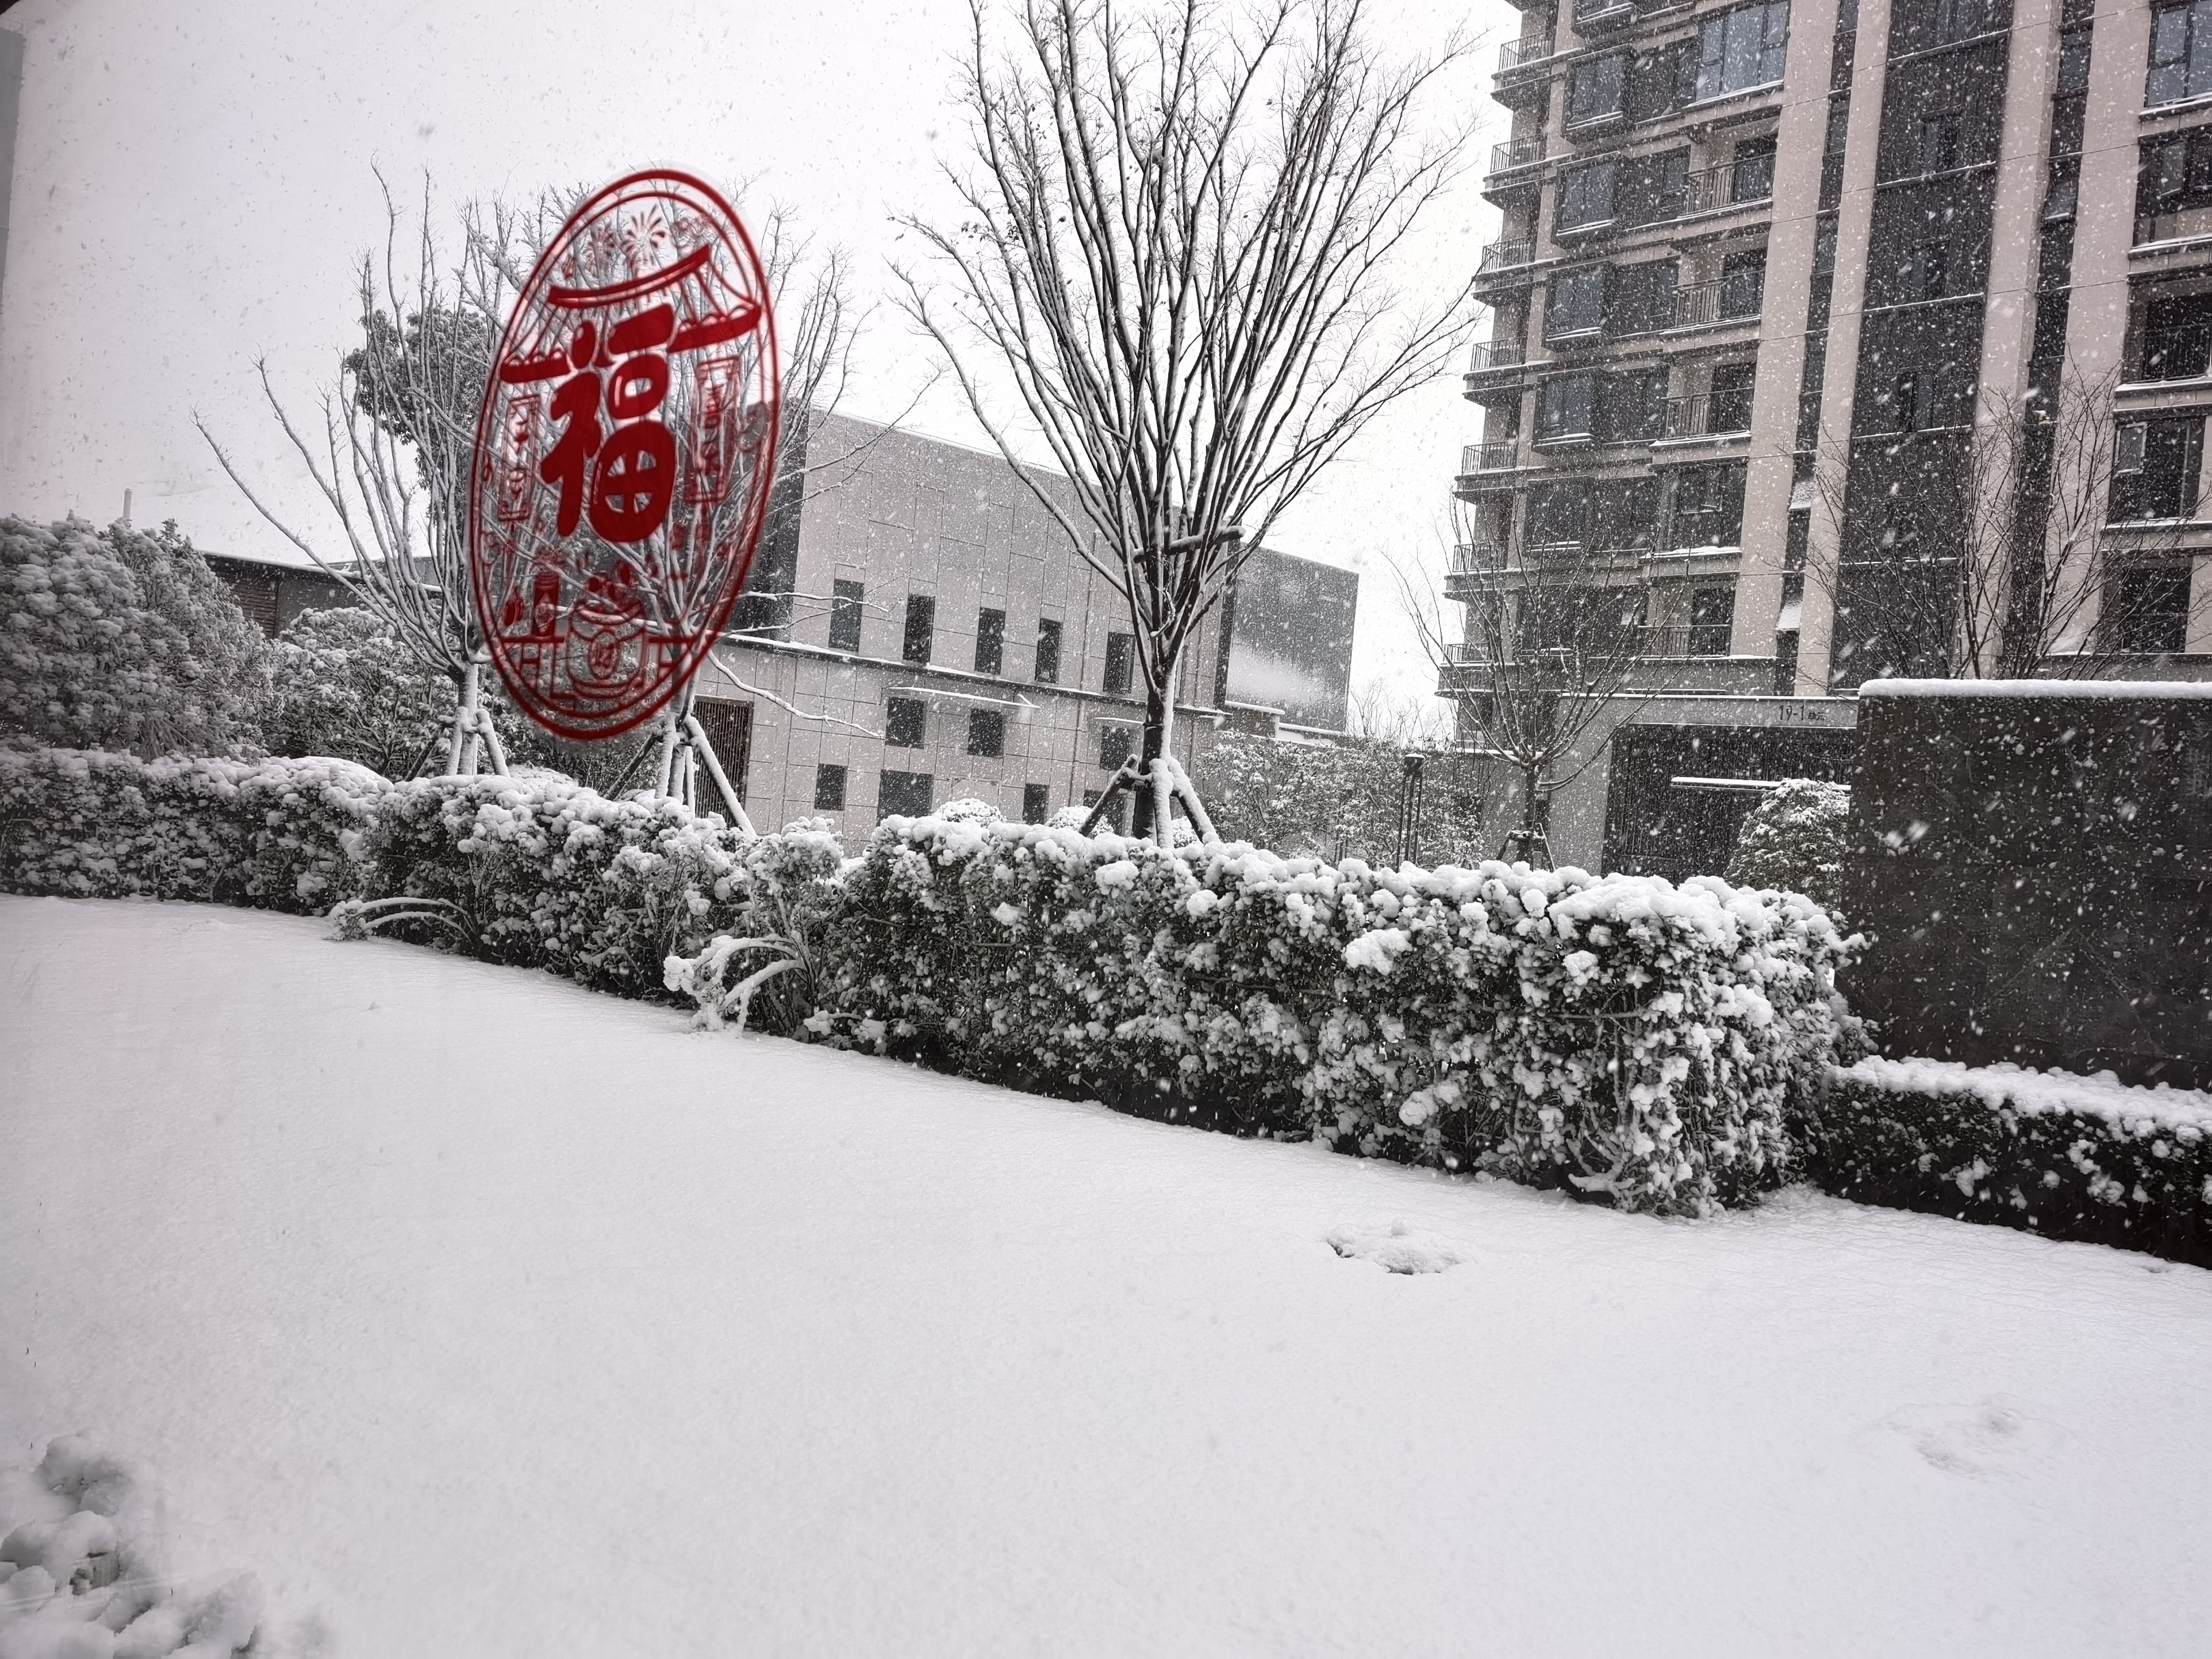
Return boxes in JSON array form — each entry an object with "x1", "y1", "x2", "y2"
[{"x1": 1452, "y1": 0, "x2": 2212, "y2": 875}]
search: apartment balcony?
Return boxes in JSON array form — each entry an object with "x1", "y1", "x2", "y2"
[
  {"x1": 1494, "y1": 37, "x2": 1557, "y2": 105},
  {"x1": 1679, "y1": 158, "x2": 1775, "y2": 218},
  {"x1": 1671, "y1": 278, "x2": 1764, "y2": 331},
  {"x1": 1478, "y1": 238, "x2": 1536, "y2": 275},
  {"x1": 1658, "y1": 390, "x2": 1754, "y2": 442},
  {"x1": 1572, "y1": 0, "x2": 1636, "y2": 31},
  {"x1": 1442, "y1": 542, "x2": 1510, "y2": 599},
  {"x1": 1482, "y1": 136, "x2": 1547, "y2": 202},
  {"x1": 1495, "y1": 37, "x2": 1555, "y2": 75},
  {"x1": 1454, "y1": 443, "x2": 1523, "y2": 496},
  {"x1": 1462, "y1": 339, "x2": 1527, "y2": 403}
]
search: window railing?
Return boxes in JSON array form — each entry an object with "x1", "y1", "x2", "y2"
[
  {"x1": 1641, "y1": 622, "x2": 1735, "y2": 658},
  {"x1": 1664, "y1": 391, "x2": 1755, "y2": 437},
  {"x1": 1671, "y1": 278, "x2": 1764, "y2": 328},
  {"x1": 1443, "y1": 640, "x2": 1493, "y2": 664},
  {"x1": 1466, "y1": 339, "x2": 1527, "y2": 372},
  {"x1": 1490, "y1": 135, "x2": 1547, "y2": 173},
  {"x1": 1449, "y1": 541, "x2": 1509, "y2": 576},
  {"x1": 1478, "y1": 238, "x2": 1537, "y2": 273},
  {"x1": 1460, "y1": 442, "x2": 1521, "y2": 473}
]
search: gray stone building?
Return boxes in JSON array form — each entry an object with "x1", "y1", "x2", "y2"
[
  {"x1": 692, "y1": 413, "x2": 1355, "y2": 835},
  {"x1": 1453, "y1": 0, "x2": 2212, "y2": 874}
]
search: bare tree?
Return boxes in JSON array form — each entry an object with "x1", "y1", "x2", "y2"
[
  {"x1": 1807, "y1": 365, "x2": 2210, "y2": 683},
  {"x1": 896, "y1": 0, "x2": 1481, "y2": 844},
  {"x1": 1390, "y1": 516, "x2": 1653, "y2": 867}
]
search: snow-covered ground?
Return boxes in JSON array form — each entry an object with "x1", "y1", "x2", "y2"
[{"x1": 4, "y1": 897, "x2": 2211, "y2": 1657}]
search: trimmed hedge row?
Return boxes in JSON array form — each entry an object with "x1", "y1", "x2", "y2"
[
  {"x1": 780, "y1": 813, "x2": 1856, "y2": 1216},
  {"x1": 1809, "y1": 1057, "x2": 2212, "y2": 1266}
]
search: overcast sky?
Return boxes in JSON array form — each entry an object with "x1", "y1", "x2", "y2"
[{"x1": 0, "y1": 0, "x2": 1507, "y2": 712}]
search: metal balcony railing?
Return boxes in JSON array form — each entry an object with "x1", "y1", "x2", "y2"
[
  {"x1": 1444, "y1": 641, "x2": 1493, "y2": 664},
  {"x1": 1664, "y1": 391, "x2": 1755, "y2": 438},
  {"x1": 1679, "y1": 159, "x2": 1775, "y2": 216},
  {"x1": 1477, "y1": 239, "x2": 1536, "y2": 275},
  {"x1": 1449, "y1": 541, "x2": 1509, "y2": 577},
  {"x1": 1640, "y1": 623, "x2": 1735, "y2": 658},
  {"x1": 1489, "y1": 134, "x2": 1547, "y2": 174},
  {"x1": 1497, "y1": 36, "x2": 1555, "y2": 73},
  {"x1": 1574, "y1": 0, "x2": 1635, "y2": 29},
  {"x1": 1460, "y1": 442, "x2": 1520, "y2": 473},
  {"x1": 1672, "y1": 278, "x2": 1765, "y2": 328},
  {"x1": 1466, "y1": 339, "x2": 1527, "y2": 373}
]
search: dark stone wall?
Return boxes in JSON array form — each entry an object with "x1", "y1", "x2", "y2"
[
  {"x1": 1846, "y1": 689, "x2": 2212, "y2": 1088},
  {"x1": 1602, "y1": 723, "x2": 1856, "y2": 881}
]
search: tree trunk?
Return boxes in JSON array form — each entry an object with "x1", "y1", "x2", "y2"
[{"x1": 1131, "y1": 649, "x2": 1181, "y2": 845}]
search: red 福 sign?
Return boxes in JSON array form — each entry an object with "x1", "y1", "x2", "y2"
[{"x1": 469, "y1": 170, "x2": 779, "y2": 740}]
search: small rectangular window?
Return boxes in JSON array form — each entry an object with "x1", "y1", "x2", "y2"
[
  {"x1": 829, "y1": 579, "x2": 865, "y2": 653},
  {"x1": 1556, "y1": 160, "x2": 1618, "y2": 231},
  {"x1": 886, "y1": 696, "x2": 926, "y2": 748},
  {"x1": 974, "y1": 607, "x2": 1006, "y2": 675},
  {"x1": 2149, "y1": 0, "x2": 2212, "y2": 107},
  {"x1": 1688, "y1": 586, "x2": 1737, "y2": 656},
  {"x1": 1034, "y1": 617, "x2": 1063, "y2": 683},
  {"x1": 877, "y1": 770, "x2": 933, "y2": 821},
  {"x1": 1099, "y1": 723, "x2": 1135, "y2": 772},
  {"x1": 1022, "y1": 784, "x2": 1051, "y2": 824},
  {"x1": 1719, "y1": 248, "x2": 1767, "y2": 319},
  {"x1": 1103, "y1": 631, "x2": 1135, "y2": 694},
  {"x1": 2105, "y1": 565, "x2": 2194, "y2": 653},
  {"x1": 1547, "y1": 266, "x2": 1609, "y2": 340},
  {"x1": 967, "y1": 708, "x2": 1006, "y2": 757},
  {"x1": 1566, "y1": 52, "x2": 1627, "y2": 125},
  {"x1": 902, "y1": 594, "x2": 935, "y2": 664},
  {"x1": 1538, "y1": 373, "x2": 1596, "y2": 441},
  {"x1": 813, "y1": 763, "x2": 848, "y2": 810},
  {"x1": 1913, "y1": 114, "x2": 1961, "y2": 173}
]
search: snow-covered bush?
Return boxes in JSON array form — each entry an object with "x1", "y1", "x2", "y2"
[
  {"x1": 265, "y1": 604, "x2": 456, "y2": 778},
  {"x1": 1725, "y1": 779, "x2": 1851, "y2": 917},
  {"x1": 1, "y1": 517, "x2": 270, "y2": 756},
  {"x1": 0, "y1": 1433, "x2": 312, "y2": 1657},
  {"x1": 362, "y1": 774, "x2": 845, "y2": 1004},
  {"x1": 1196, "y1": 732, "x2": 1485, "y2": 867},
  {"x1": 795, "y1": 816, "x2": 1855, "y2": 1213},
  {"x1": 0, "y1": 746, "x2": 386, "y2": 911},
  {"x1": 1808, "y1": 1057, "x2": 2212, "y2": 1265}
]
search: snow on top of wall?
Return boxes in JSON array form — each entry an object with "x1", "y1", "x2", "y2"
[
  {"x1": 1840, "y1": 1056, "x2": 2212, "y2": 1132},
  {"x1": 1859, "y1": 678, "x2": 2212, "y2": 700}
]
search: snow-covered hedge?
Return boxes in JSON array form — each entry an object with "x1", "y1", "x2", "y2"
[
  {"x1": 794, "y1": 814, "x2": 1855, "y2": 1215},
  {"x1": 360, "y1": 773, "x2": 844, "y2": 1003},
  {"x1": 1809, "y1": 1058, "x2": 2212, "y2": 1265},
  {"x1": 1725, "y1": 778, "x2": 1850, "y2": 917},
  {"x1": 0, "y1": 745, "x2": 386, "y2": 911}
]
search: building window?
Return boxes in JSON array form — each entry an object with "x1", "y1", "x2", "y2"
[
  {"x1": 1556, "y1": 160, "x2": 1617, "y2": 232},
  {"x1": 1719, "y1": 248, "x2": 1767, "y2": 319},
  {"x1": 1083, "y1": 787, "x2": 1130, "y2": 835},
  {"x1": 1596, "y1": 475, "x2": 1662, "y2": 552},
  {"x1": 1688, "y1": 586, "x2": 1737, "y2": 656},
  {"x1": 886, "y1": 696, "x2": 926, "y2": 748},
  {"x1": 1608, "y1": 259, "x2": 1677, "y2": 335},
  {"x1": 1601, "y1": 368, "x2": 1669, "y2": 441},
  {"x1": 1537, "y1": 373, "x2": 1596, "y2": 441},
  {"x1": 1932, "y1": 0, "x2": 1987, "y2": 44},
  {"x1": 2104, "y1": 565, "x2": 2194, "y2": 653},
  {"x1": 1906, "y1": 238, "x2": 1951, "y2": 301},
  {"x1": 692, "y1": 698, "x2": 753, "y2": 802},
  {"x1": 1528, "y1": 480, "x2": 1595, "y2": 549},
  {"x1": 1022, "y1": 784, "x2": 1051, "y2": 824},
  {"x1": 1730, "y1": 136, "x2": 1777, "y2": 203},
  {"x1": 2111, "y1": 416, "x2": 2206, "y2": 520},
  {"x1": 1709, "y1": 360, "x2": 1756, "y2": 432},
  {"x1": 1881, "y1": 369, "x2": 1939, "y2": 433},
  {"x1": 1099, "y1": 723, "x2": 1135, "y2": 772},
  {"x1": 974, "y1": 607, "x2": 1006, "y2": 675},
  {"x1": 1104, "y1": 631, "x2": 1135, "y2": 693},
  {"x1": 1670, "y1": 462, "x2": 1748, "y2": 547},
  {"x1": 1566, "y1": 52, "x2": 1627, "y2": 125},
  {"x1": 878, "y1": 770, "x2": 933, "y2": 821},
  {"x1": 902, "y1": 594, "x2": 935, "y2": 664},
  {"x1": 813, "y1": 764, "x2": 848, "y2": 810},
  {"x1": 1547, "y1": 265, "x2": 1609, "y2": 340},
  {"x1": 1694, "y1": 1, "x2": 1790, "y2": 103},
  {"x1": 1913, "y1": 113, "x2": 1961, "y2": 173},
  {"x1": 2149, "y1": 0, "x2": 2212, "y2": 107},
  {"x1": 1034, "y1": 617, "x2": 1063, "y2": 683},
  {"x1": 2139, "y1": 292, "x2": 2212, "y2": 379},
  {"x1": 829, "y1": 579, "x2": 865, "y2": 653},
  {"x1": 1622, "y1": 150, "x2": 1691, "y2": 226},
  {"x1": 967, "y1": 708, "x2": 1007, "y2": 757}
]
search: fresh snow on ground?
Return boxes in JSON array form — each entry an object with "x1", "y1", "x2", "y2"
[{"x1": 4, "y1": 897, "x2": 2212, "y2": 1657}]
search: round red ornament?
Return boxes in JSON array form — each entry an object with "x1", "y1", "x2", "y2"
[{"x1": 468, "y1": 170, "x2": 779, "y2": 741}]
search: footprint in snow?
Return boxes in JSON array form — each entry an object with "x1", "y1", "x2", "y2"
[
  {"x1": 1327, "y1": 1220, "x2": 1472, "y2": 1275},
  {"x1": 1873, "y1": 1397, "x2": 2065, "y2": 1478}
]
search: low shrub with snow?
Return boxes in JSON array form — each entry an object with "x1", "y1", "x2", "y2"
[
  {"x1": 362, "y1": 773, "x2": 845, "y2": 1004},
  {"x1": 1724, "y1": 778, "x2": 1851, "y2": 918},
  {"x1": 1809, "y1": 1057, "x2": 2212, "y2": 1265},
  {"x1": 0, "y1": 1433, "x2": 312, "y2": 1658},
  {"x1": 0, "y1": 746, "x2": 386, "y2": 912},
  {"x1": 790, "y1": 814, "x2": 1855, "y2": 1215}
]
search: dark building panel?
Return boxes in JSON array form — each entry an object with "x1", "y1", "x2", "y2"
[
  {"x1": 1216, "y1": 547, "x2": 1358, "y2": 731},
  {"x1": 1602, "y1": 724, "x2": 1857, "y2": 880}
]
